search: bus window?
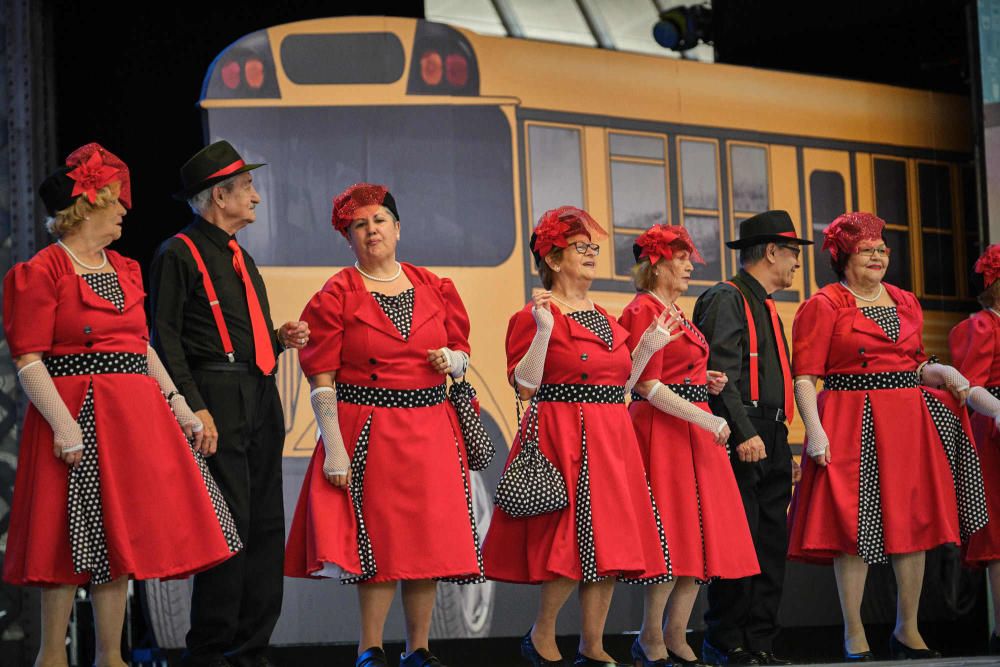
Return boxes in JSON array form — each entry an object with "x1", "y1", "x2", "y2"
[
  {"x1": 730, "y1": 144, "x2": 769, "y2": 213},
  {"x1": 608, "y1": 132, "x2": 668, "y2": 276},
  {"x1": 874, "y1": 157, "x2": 911, "y2": 290},
  {"x1": 679, "y1": 138, "x2": 723, "y2": 282},
  {"x1": 808, "y1": 170, "x2": 846, "y2": 287},
  {"x1": 918, "y1": 163, "x2": 957, "y2": 296},
  {"x1": 527, "y1": 123, "x2": 584, "y2": 223},
  {"x1": 212, "y1": 105, "x2": 515, "y2": 267}
]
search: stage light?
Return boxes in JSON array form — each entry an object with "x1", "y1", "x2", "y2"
[{"x1": 652, "y1": 5, "x2": 713, "y2": 52}]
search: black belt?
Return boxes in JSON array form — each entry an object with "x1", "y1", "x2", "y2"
[
  {"x1": 536, "y1": 383, "x2": 625, "y2": 404},
  {"x1": 743, "y1": 403, "x2": 786, "y2": 422},
  {"x1": 337, "y1": 383, "x2": 446, "y2": 408},
  {"x1": 824, "y1": 371, "x2": 919, "y2": 392},
  {"x1": 45, "y1": 352, "x2": 148, "y2": 377},
  {"x1": 192, "y1": 361, "x2": 268, "y2": 374},
  {"x1": 631, "y1": 383, "x2": 709, "y2": 404}
]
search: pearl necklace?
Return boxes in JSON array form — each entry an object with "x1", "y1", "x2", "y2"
[
  {"x1": 355, "y1": 261, "x2": 401, "y2": 282},
  {"x1": 58, "y1": 240, "x2": 107, "y2": 271},
  {"x1": 644, "y1": 290, "x2": 682, "y2": 316},
  {"x1": 840, "y1": 281, "x2": 883, "y2": 303},
  {"x1": 550, "y1": 293, "x2": 593, "y2": 312},
  {"x1": 988, "y1": 308, "x2": 1000, "y2": 319}
]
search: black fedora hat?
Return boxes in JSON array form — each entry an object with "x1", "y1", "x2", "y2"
[
  {"x1": 726, "y1": 210, "x2": 813, "y2": 249},
  {"x1": 173, "y1": 140, "x2": 264, "y2": 200}
]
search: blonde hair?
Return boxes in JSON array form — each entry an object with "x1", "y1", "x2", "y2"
[
  {"x1": 45, "y1": 184, "x2": 120, "y2": 238},
  {"x1": 631, "y1": 257, "x2": 658, "y2": 292},
  {"x1": 538, "y1": 247, "x2": 565, "y2": 290}
]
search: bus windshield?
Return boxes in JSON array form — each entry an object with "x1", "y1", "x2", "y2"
[{"x1": 207, "y1": 104, "x2": 515, "y2": 267}]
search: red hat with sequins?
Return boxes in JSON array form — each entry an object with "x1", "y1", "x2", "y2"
[
  {"x1": 821, "y1": 212, "x2": 886, "y2": 261},
  {"x1": 975, "y1": 244, "x2": 1000, "y2": 288},
  {"x1": 38, "y1": 143, "x2": 131, "y2": 216},
  {"x1": 331, "y1": 183, "x2": 400, "y2": 237},
  {"x1": 529, "y1": 206, "x2": 607, "y2": 266},
  {"x1": 632, "y1": 224, "x2": 705, "y2": 265}
]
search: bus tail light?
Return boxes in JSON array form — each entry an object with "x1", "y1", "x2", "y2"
[
  {"x1": 203, "y1": 29, "x2": 280, "y2": 99},
  {"x1": 421, "y1": 51, "x2": 444, "y2": 86},
  {"x1": 407, "y1": 21, "x2": 479, "y2": 96},
  {"x1": 445, "y1": 54, "x2": 468, "y2": 87}
]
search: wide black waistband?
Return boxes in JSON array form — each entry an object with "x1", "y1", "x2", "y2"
[
  {"x1": 337, "y1": 383, "x2": 446, "y2": 408},
  {"x1": 44, "y1": 352, "x2": 147, "y2": 377},
  {"x1": 631, "y1": 383, "x2": 709, "y2": 404},
  {"x1": 536, "y1": 383, "x2": 625, "y2": 404},
  {"x1": 824, "y1": 371, "x2": 920, "y2": 391}
]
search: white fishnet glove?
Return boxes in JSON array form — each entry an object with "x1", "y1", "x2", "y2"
[
  {"x1": 146, "y1": 346, "x2": 203, "y2": 435},
  {"x1": 644, "y1": 381, "x2": 728, "y2": 443},
  {"x1": 920, "y1": 362, "x2": 971, "y2": 392},
  {"x1": 438, "y1": 347, "x2": 469, "y2": 379},
  {"x1": 794, "y1": 379, "x2": 830, "y2": 462},
  {"x1": 18, "y1": 360, "x2": 83, "y2": 454},
  {"x1": 513, "y1": 306, "x2": 554, "y2": 389},
  {"x1": 311, "y1": 387, "x2": 350, "y2": 477},
  {"x1": 968, "y1": 387, "x2": 1000, "y2": 428},
  {"x1": 625, "y1": 325, "x2": 673, "y2": 393}
]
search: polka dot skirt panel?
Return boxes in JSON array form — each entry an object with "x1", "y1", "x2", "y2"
[
  {"x1": 619, "y1": 476, "x2": 673, "y2": 585},
  {"x1": 574, "y1": 406, "x2": 601, "y2": 583},
  {"x1": 566, "y1": 310, "x2": 614, "y2": 349},
  {"x1": 372, "y1": 288, "x2": 415, "y2": 340},
  {"x1": 437, "y1": 421, "x2": 487, "y2": 585},
  {"x1": 67, "y1": 383, "x2": 112, "y2": 584},
  {"x1": 860, "y1": 306, "x2": 901, "y2": 342},
  {"x1": 341, "y1": 414, "x2": 378, "y2": 584},
  {"x1": 856, "y1": 395, "x2": 888, "y2": 565},
  {"x1": 82, "y1": 273, "x2": 126, "y2": 313},
  {"x1": 189, "y1": 446, "x2": 243, "y2": 553}
]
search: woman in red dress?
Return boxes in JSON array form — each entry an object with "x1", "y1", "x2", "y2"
[
  {"x1": 284, "y1": 184, "x2": 481, "y2": 667},
  {"x1": 4, "y1": 144, "x2": 241, "y2": 667},
  {"x1": 481, "y1": 206, "x2": 673, "y2": 667},
  {"x1": 948, "y1": 243, "x2": 1000, "y2": 653},
  {"x1": 619, "y1": 225, "x2": 759, "y2": 667},
  {"x1": 788, "y1": 212, "x2": 988, "y2": 661}
]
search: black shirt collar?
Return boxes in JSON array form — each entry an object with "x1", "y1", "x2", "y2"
[
  {"x1": 737, "y1": 269, "x2": 770, "y2": 303},
  {"x1": 192, "y1": 216, "x2": 235, "y2": 251}
]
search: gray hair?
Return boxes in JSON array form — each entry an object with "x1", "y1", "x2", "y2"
[
  {"x1": 739, "y1": 242, "x2": 769, "y2": 268},
  {"x1": 187, "y1": 174, "x2": 239, "y2": 215}
]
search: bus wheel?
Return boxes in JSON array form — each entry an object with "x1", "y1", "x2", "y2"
[{"x1": 140, "y1": 578, "x2": 192, "y2": 649}]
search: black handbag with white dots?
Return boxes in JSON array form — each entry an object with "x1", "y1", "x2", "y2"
[
  {"x1": 494, "y1": 396, "x2": 569, "y2": 518},
  {"x1": 447, "y1": 378, "x2": 496, "y2": 471}
]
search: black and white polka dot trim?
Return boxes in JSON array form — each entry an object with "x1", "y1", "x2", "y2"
[
  {"x1": 824, "y1": 371, "x2": 919, "y2": 392},
  {"x1": 860, "y1": 306, "x2": 900, "y2": 342},
  {"x1": 372, "y1": 288, "x2": 415, "y2": 340},
  {"x1": 437, "y1": 423, "x2": 486, "y2": 585},
  {"x1": 619, "y1": 476, "x2": 673, "y2": 585},
  {"x1": 574, "y1": 406, "x2": 601, "y2": 583},
  {"x1": 337, "y1": 383, "x2": 446, "y2": 408},
  {"x1": 82, "y1": 272, "x2": 126, "y2": 313},
  {"x1": 189, "y1": 446, "x2": 243, "y2": 554},
  {"x1": 536, "y1": 384, "x2": 625, "y2": 404},
  {"x1": 987, "y1": 386, "x2": 1000, "y2": 401},
  {"x1": 67, "y1": 383, "x2": 112, "y2": 584},
  {"x1": 632, "y1": 383, "x2": 709, "y2": 404},
  {"x1": 45, "y1": 352, "x2": 147, "y2": 377},
  {"x1": 856, "y1": 395, "x2": 887, "y2": 565},
  {"x1": 567, "y1": 310, "x2": 614, "y2": 350},
  {"x1": 341, "y1": 415, "x2": 377, "y2": 584}
]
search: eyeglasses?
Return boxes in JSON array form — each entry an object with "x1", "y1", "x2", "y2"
[
  {"x1": 856, "y1": 246, "x2": 891, "y2": 258},
  {"x1": 570, "y1": 241, "x2": 601, "y2": 256},
  {"x1": 776, "y1": 244, "x2": 801, "y2": 259}
]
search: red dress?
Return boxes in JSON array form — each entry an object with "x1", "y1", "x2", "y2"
[
  {"x1": 3, "y1": 245, "x2": 240, "y2": 586},
  {"x1": 620, "y1": 294, "x2": 759, "y2": 580},
  {"x1": 949, "y1": 309, "x2": 1000, "y2": 566},
  {"x1": 284, "y1": 264, "x2": 482, "y2": 583},
  {"x1": 788, "y1": 283, "x2": 987, "y2": 565},
  {"x1": 481, "y1": 303, "x2": 670, "y2": 583}
]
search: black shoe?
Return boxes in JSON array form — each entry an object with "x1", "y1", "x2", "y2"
[
  {"x1": 357, "y1": 647, "x2": 389, "y2": 667},
  {"x1": 521, "y1": 631, "x2": 565, "y2": 666},
  {"x1": 888, "y1": 634, "x2": 941, "y2": 660},
  {"x1": 702, "y1": 640, "x2": 759, "y2": 666},
  {"x1": 843, "y1": 650, "x2": 874, "y2": 662},
  {"x1": 572, "y1": 653, "x2": 628, "y2": 666},
  {"x1": 990, "y1": 633, "x2": 1000, "y2": 655},
  {"x1": 669, "y1": 648, "x2": 709, "y2": 667},
  {"x1": 630, "y1": 639, "x2": 670, "y2": 666},
  {"x1": 400, "y1": 648, "x2": 446, "y2": 667},
  {"x1": 751, "y1": 652, "x2": 791, "y2": 666},
  {"x1": 180, "y1": 654, "x2": 232, "y2": 667}
]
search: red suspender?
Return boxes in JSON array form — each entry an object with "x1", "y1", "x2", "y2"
[
  {"x1": 175, "y1": 233, "x2": 236, "y2": 363},
  {"x1": 724, "y1": 281, "x2": 760, "y2": 404}
]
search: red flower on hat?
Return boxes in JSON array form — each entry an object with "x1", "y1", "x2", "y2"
[
  {"x1": 331, "y1": 183, "x2": 389, "y2": 237},
  {"x1": 975, "y1": 244, "x2": 1000, "y2": 288},
  {"x1": 635, "y1": 224, "x2": 705, "y2": 266},
  {"x1": 64, "y1": 143, "x2": 131, "y2": 208},
  {"x1": 821, "y1": 212, "x2": 885, "y2": 261},
  {"x1": 532, "y1": 206, "x2": 607, "y2": 259}
]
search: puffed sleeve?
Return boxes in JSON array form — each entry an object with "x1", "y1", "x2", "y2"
[
  {"x1": 505, "y1": 306, "x2": 537, "y2": 381},
  {"x1": 791, "y1": 294, "x2": 837, "y2": 377},
  {"x1": 298, "y1": 286, "x2": 346, "y2": 377},
  {"x1": 4, "y1": 261, "x2": 58, "y2": 358},
  {"x1": 619, "y1": 300, "x2": 662, "y2": 384},
  {"x1": 439, "y1": 277, "x2": 471, "y2": 355},
  {"x1": 949, "y1": 314, "x2": 993, "y2": 385}
]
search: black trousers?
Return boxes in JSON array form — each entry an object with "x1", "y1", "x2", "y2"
[
  {"x1": 184, "y1": 370, "x2": 285, "y2": 667},
  {"x1": 705, "y1": 416, "x2": 792, "y2": 653}
]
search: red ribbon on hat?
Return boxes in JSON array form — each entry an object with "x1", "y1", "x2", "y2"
[
  {"x1": 207, "y1": 159, "x2": 247, "y2": 180},
  {"x1": 532, "y1": 206, "x2": 607, "y2": 259},
  {"x1": 634, "y1": 224, "x2": 705, "y2": 266},
  {"x1": 821, "y1": 212, "x2": 886, "y2": 261},
  {"x1": 66, "y1": 151, "x2": 122, "y2": 205},
  {"x1": 331, "y1": 183, "x2": 390, "y2": 237},
  {"x1": 975, "y1": 244, "x2": 1000, "y2": 288}
]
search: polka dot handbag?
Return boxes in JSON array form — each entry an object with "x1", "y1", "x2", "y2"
[
  {"x1": 447, "y1": 378, "x2": 496, "y2": 471},
  {"x1": 494, "y1": 396, "x2": 570, "y2": 517}
]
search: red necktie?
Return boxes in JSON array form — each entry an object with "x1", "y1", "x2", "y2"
[
  {"x1": 765, "y1": 298, "x2": 794, "y2": 424},
  {"x1": 228, "y1": 239, "x2": 276, "y2": 375}
]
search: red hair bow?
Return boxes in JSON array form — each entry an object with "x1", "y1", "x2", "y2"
[
  {"x1": 634, "y1": 224, "x2": 704, "y2": 265},
  {"x1": 331, "y1": 183, "x2": 389, "y2": 237},
  {"x1": 531, "y1": 206, "x2": 606, "y2": 259},
  {"x1": 975, "y1": 244, "x2": 1000, "y2": 288},
  {"x1": 65, "y1": 143, "x2": 131, "y2": 208},
  {"x1": 821, "y1": 212, "x2": 885, "y2": 261}
]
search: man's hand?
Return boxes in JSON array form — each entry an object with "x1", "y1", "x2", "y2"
[
  {"x1": 791, "y1": 458, "x2": 802, "y2": 484},
  {"x1": 193, "y1": 409, "x2": 219, "y2": 456},
  {"x1": 279, "y1": 321, "x2": 311, "y2": 350},
  {"x1": 735, "y1": 435, "x2": 767, "y2": 463}
]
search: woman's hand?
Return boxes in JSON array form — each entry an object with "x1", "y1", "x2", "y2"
[
  {"x1": 531, "y1": 288, "x2": 552, "y2": 311},
  {"x1": 427, "y1": 348, "x2": 451, "y2": 374},
  {"x1": 643, "y1": 310, "x2": 683, "y2": 350},
  {"x1": 193, "y1": 410, "x2": 219, "y2": 456},
  {"x1": 54, "y1": 436, "x2": 83, "y2": 468},
  {"x1": 707, "y1": 370, "x2": 728, "y2": 395},
  {"x1": 325, "y1": 468, "x2": 352, "y2": 488},
  {"x1": 713, "y1": 420, "x2": 731, "y2": 446}
]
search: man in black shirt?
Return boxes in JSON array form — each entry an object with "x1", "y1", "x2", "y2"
[
  {"x1": 149, "y1": 141, "x2": 309, "y2": 667},
  {"x1": 693, "y1": 211, "x2": 811, "y2": 666}
]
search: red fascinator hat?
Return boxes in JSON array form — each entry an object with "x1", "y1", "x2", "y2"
[
  {"x1": 632, "y1": 224, "x2": 704, "y2": 265},
  {"x1": 38, "y1": 143, "x2": 131, "y2": 216},
  {"x1": 529, "y1": 206, "x2": 607, "y2": 265},
  {"x1": 974, "y1": 244, "x2": 1000, "y2": 289},
  {"x1": 821, "y1": 212, "x2": 886, "y2": 261},
  {"x1": 331, "y1": 183, "x2": 400, "y2": 237}
]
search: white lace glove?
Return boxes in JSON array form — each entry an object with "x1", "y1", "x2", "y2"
[
  {"x1": 438, "y1": 347, "x2": 469, "y2": 379},
  {"x1": 625, "y1": 325, "x2": 672, "y2": 394},
  {"x1": 513, "y1": 307, "x2": 554, "y2": 389},
  {"x1": 967, "y1": 387, "x2": 1000, "y2": 428},
  {"x1": 920, "y1": 362, "x2": 971, "y2": 393},
  {"x1": 644, "y1": 381, "x2": 729, "y2": 444},
  {"x1": 311, "y1": 387, "x2": 350, "y2": 477},
  {"x1": 146, "y1": 346, "x2": 203, "y2": 435},
  {"x1": 18, "y1": 360, "x2": 84, "y2": 454},
  {"x1": 794, "y1": 379, "x2": 830, "y2": 462}
]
